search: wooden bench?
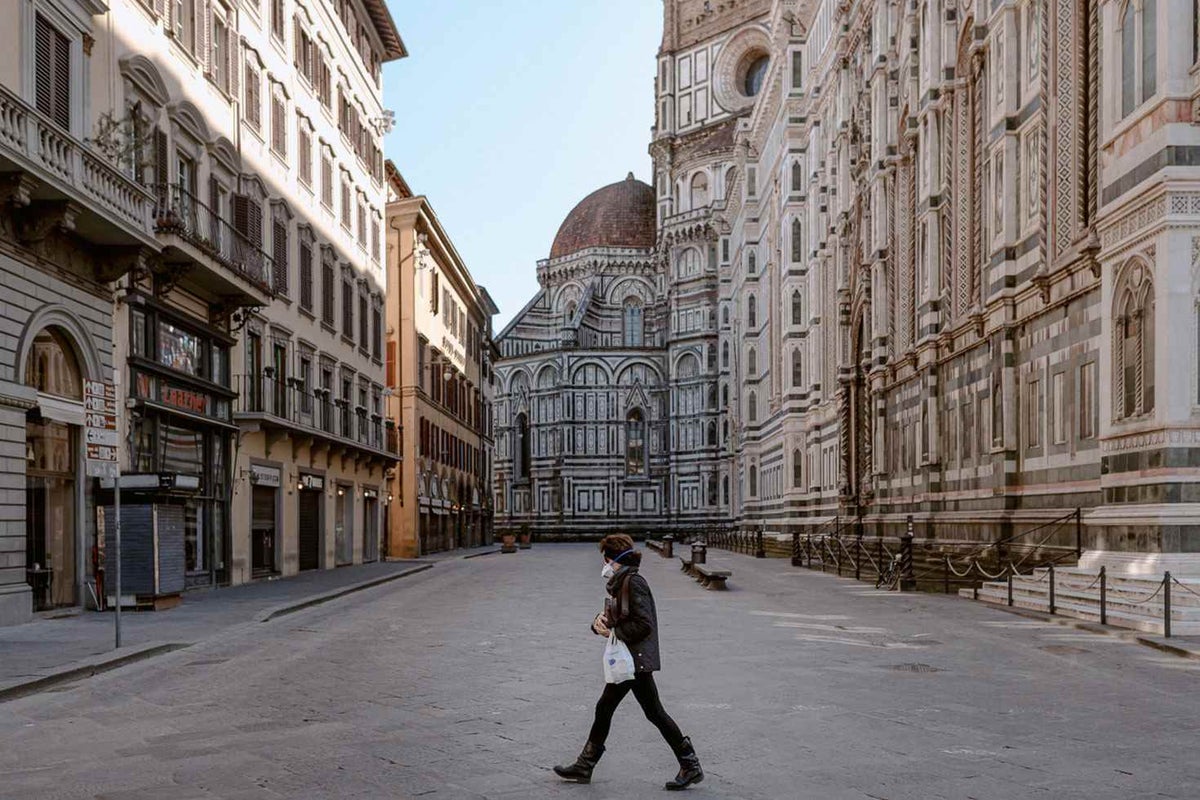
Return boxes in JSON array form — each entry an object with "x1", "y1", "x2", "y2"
[
  {"x1": 693, "y1": 564, "x2": 732, "y2": 590},
  {"x1": 679, "y1": 555, "x2": 693, "y2": 575},
  {"x1": 647, "y1": 539, "x2": 663, "y2": 553}
]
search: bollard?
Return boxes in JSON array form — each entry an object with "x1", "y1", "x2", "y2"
[
  {"x1": 1099, "y1": 566, "x2": 1107, "y2": 626},
  {"x1": 819, "y1": 536, "x2": 826, "y2": 572},
  {"x1": 899, "y1": 516, "x2": 916, "y2": 591},
  {"x1": 791, "y1": 532, "x2": 800, "y2": 567},
  {"x1": 1007, "y1": 569, "x2": 1014, "y2": 607},
  {"x1": 944, "y1": 555, "x2": 950, "y2": 595},
  {"x1": 692, "y1": 541, "x2": 707, "y2": 566},
  {"x1": 807, "y1": 536, "x2": 813, "y2": 568},
  {"x1": 663, "y1": 535, "x2": 674, "y2": 559},
  {"x1": 1048, "y1": 563, "x2": 1056, "y2": 615},
  {"x1": 876, "y1": 537, "x2": 883, "y2": 582},
  {"x1": 1164, "y1": 571, "x2": 1172, "y2": 639},
  {"x1": 755, "y1": 529, "x2": 766, "y2": 559},
  {"x1": 855, "y1": 535, "x2": 863, "y2": 581}
]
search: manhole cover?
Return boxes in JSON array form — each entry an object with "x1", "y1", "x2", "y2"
[
  {"x1": 887, "y1": 663, "x2": 942, "y2": 673},
  {"x1": 1039, "y1": 645, "x2": 1090, "y2": 655}
]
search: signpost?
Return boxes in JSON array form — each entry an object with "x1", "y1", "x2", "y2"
[{"x1": 84, "y1": 380, "x2": 120, "y2": 648}]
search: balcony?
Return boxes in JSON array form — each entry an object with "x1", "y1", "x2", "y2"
[
  {"x1": 0, "y1": 84, "x2": 157, "y2": 250},
  {"x1": 233, "y1": 373, "x2": 399, "y2": 464},
  {"x1": 153, "y1": 183, "x2": 274, "y2": 307}
]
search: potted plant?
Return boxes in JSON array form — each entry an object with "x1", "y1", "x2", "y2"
[
  {"x1": 500, "y1": 527, "x2": 517, "y2": 554},
  {"x1": 518, "y1": 523, "x2": 532, "y2": 549}
]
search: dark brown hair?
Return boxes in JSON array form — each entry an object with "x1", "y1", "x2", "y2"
[{"x1": 598, "y1": 534, "x2": 636, "y2": 561}]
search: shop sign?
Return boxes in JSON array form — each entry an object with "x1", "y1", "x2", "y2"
[
  {"x1": 299, "y1": 474, "x2": 324, "y2": 491},
  {"x1": 160, "y1": 384, "x2": 209, "y2": 415},
  {"x1": 441, "y1": 336, "x2": 466, "y2": 371},
  {"x1": 249, "y1": 464, "x2": 281, "y2": 487},
  {"x1": 83, "y1": 380, "x2": 118, "y2": 478}
]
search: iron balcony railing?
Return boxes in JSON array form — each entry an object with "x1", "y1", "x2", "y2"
[
  {"x1": 233, "y1": 373, "x2": 397, "y2": 456},
  {"x1": 153, "y1": 183, "x2": 274, "y2": 294}
]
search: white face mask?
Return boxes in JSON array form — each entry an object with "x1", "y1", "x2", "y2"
[{"x1": 601, "y1": 562, "x2": 616, "y2": 580}]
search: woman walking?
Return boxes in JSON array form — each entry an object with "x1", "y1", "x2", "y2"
[{"x1": 553, "y1": 534, "x2": 704, "y2": 790}]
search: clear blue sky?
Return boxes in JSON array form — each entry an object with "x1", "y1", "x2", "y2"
[{"x1": 381, "y1": 2, "x2": 662, "y2": 330}]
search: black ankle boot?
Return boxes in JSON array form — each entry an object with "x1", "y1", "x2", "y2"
[
  {"x1": 553, "y1": 741, "x2": 605, "y2": 783},
  {"x1": 664, "y1": 736, "x2": 703, "y2": 790}
]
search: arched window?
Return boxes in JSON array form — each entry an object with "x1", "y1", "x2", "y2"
[
  {"x1": 791, "y1": 290, "x2": 803, "y2": 325},
  {"x1": 515, "y1": 413, "x2": 530, "y2": 479},
  {"x1": 676, "y1": 248, "x2": 701, "y2": 279},
  {"x1": 24, "y1": 328, "x2": 82, "y2": 400},
  {"x1": 791, "y1": 349, "x2": 803, "y2": 387},
  {"x1": 793, "y1": 449, "x2": 803, "y2": 488},
  {"x1": 749, "y1": 464, "x2": 758, "y2": 496},
  {"x1": 626, "y1": 408, "x2": 646, "y2": 476},
  {"x1": 722, "y1": 419, "x2": 728, "y2": 442},
  {"x1": 791, "y1": 219, "x2": 803, "y2": 262},
  {"x1": 721, "y1": 341, "x2": 730, "y2": 368},
  {"x1": 722, "y1": 475, "x2": 729, "y2": 505},
  {"x1": 721, "y1": 306, "x2": 730, "y2": 326},
  {"x1": 721, "y1": 384, "x2": 729, "y2": 406},
  {"x1": 748, "y1": 390, "x2": 757, "y2": 422},
  {"x1": 747, "y1": 295, "x2": 757, "y2": 328},
  {"x1": 791, "y1": 161, "x2": 803, "y2": 192},
  {"x1": 707, "y1": 421, "x2": 717, "y2": 446},
  {"x1": 623, "y1": 300, "x2": 644, "y2": 347},
  {"x1": 747, "y1": 250, "x2": 757, "y2": 275},
  {"x1": 690, "y1": 172, "x2": 709, "y2": 208},
  {"x1": 1114, "y1": 261, "x2": 1155, "y2": 419},
  {"x1": 748, "y1": 347, "x2": 757, "y2": 376}
]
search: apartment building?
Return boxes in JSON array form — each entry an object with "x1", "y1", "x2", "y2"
[{"x1": 0, "y1": 0, "x2": 403, "y2": 623}]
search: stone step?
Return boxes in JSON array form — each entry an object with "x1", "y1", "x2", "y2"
[
  {"x1": 1010, "y1": 574, "x2": 1200, "y2": 609},
  {"x1": 967, "y1": 585, "x2": 1200, "y2": 635},
  {"x1": 977, "y1": 582, "x2": 1200, "y2": 619}
]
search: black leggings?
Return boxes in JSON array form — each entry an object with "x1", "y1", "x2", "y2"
[{"x1": 587, "y1": 672, "x2": 684, "y2": 750}]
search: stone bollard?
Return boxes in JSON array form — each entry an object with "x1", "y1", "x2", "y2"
[
  {"x1": 692, "y1": 541, "x2": 707, "y2": 565},
  {"x1": 663, "y1": 535, "x2": 674, "y2": 559},
  {"x1": 899, "y1": 515, "x2": 916, "y2": 592}
]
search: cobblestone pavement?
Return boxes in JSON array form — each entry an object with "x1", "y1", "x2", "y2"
[{"x1": 1, "y1": 543, "x2": 1198, "y2": 800}]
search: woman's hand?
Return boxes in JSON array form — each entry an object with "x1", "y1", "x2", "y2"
[{"x1": 593, "y1": 613, "x2": 611, "y2": 637}]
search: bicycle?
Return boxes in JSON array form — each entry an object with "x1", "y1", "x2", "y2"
[{"x1": 876, "y1": 553, "x2": 903, "y2": 590}]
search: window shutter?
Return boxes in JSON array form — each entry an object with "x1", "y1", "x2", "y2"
[
  {"x1": 272, "y1": 220, "x2": 288, "y2": 295},
  {"x1": 34, "y1": 16, "x2": 53, "y2": 121},
  {"x1": 232, "y1": 193, "x2": 249, "y2": 238},
  {"x1": 49, "y1": 24, "x2": 68, "y2": 128},
  {"x1": 293, "y1": 19, "x2": 301, "y2": 68},
  {"x1": 208, "y1": 176, "x2": 219, "y2": 231},
  {"x1": 228, "y1": 36, "x2": 239, "y2": 97},
  {"x1": 173, "y1": 0, "x2": 184, "y2": 37},
  {"x1": 299, "y1": 241, "x2": 312, "y2": 309},
  {"x1": 154, "y1": 127, "x2": 170, "y2": 205},
  {"x1": 201, "y1": 0, "x2": 212, "y2": 73},
  {"x1": 246, "y1": 199, "x2": 263, "y2": 248}
]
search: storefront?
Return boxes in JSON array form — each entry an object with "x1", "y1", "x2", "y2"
[
  {"x1": 297, "y1": 473, "x2": 324, "y2": 571},
  {"x1": 334, "y1": 483, "x2": 353, "y2": 566},
  {"x1": 362, "y1": 488, "x2": 379, "y2": 563},
  {"x1": 22, "y1": 328, "x2": 88, "y2": 611},
  {"x1": 121, "y1": 296, "x2": 235, "y2": 590},
  {"x1": 249, "y1": 464, "x2": 281, "y2": 577}
]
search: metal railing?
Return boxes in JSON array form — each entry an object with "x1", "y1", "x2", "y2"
[
  {"x1": 928, "y1": 507, "x2": 1083, "y2": 592},
  {"x1": 153, "y1": 183, "x2": 274, "y2": 293},
  {"x1": 234, "y1": 373, "x2": 396, "y2": 455}
]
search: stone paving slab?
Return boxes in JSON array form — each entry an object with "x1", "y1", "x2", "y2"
[
  {"x1": 1, "y1": 543, "x2": 1199, "y2": 799},
  {"x1": 0, "y1": 546, "x2": 493, "y2": 695}
]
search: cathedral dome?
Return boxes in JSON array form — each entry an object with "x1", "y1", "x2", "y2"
[{"x1": 549, "y1": 173, "x2": 656, "y2": 259}]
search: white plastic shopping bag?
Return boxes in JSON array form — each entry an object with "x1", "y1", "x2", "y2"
[{"x1": 603, "y1": 632, "x2": 637, "y2": 684}]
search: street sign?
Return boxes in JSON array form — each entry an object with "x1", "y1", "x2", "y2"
[{"x1": 84, "y1": 380, "x2": 119, "y2": 479}]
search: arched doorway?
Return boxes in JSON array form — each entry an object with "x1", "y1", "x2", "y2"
[
  {"x1": 848, "y1": 312, "x2": 873, "y2": 510},
  {"x1": 24, "y1": 327, "x2": 85, "y2": 610}
]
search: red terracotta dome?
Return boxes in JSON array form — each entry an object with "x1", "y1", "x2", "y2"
[{"x1": 550, "y1": 173, "x2": 656, "y2": 259}]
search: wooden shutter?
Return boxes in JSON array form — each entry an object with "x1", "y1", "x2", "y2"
[
  {"x1": 154, "y1": 127, "x2": 170, "y2": 206},
  {"x1": 208, "y1": 175, "x2": 219, "y2": 240},
  {"x1": 246, "y1": 199, "x2": 263, "y2": 248},
  {"x1": 386, "y1": 341, "x2": 395, "y2": 387},
  {"x1": 272, "y1": 220, "x2": 288, "y2": 295},
  {"x1": 299, "y1": 241, "x2": 312, "y2": 309},
  {"x1": 34, "y1": 15, "x2": 70, "y2": 131},
  {"x1": 292, "y1": 18, "x2": 301, "y2": 68},
  {"x1": 232, "y1": 193, "x2": 249, "y2": 238}
]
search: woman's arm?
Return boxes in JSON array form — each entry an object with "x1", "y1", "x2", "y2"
[{"x1": 612, "y1": 576, "x2": 653, "y2": 645}]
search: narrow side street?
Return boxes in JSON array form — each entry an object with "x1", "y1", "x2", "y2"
[{"x1": 1, "y1": 545, "x2": 1197, "y2": 800}]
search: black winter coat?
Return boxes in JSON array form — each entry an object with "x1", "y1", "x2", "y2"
[{"x1": 592, "y1": 552, "x2": 661, "y2": 672}]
